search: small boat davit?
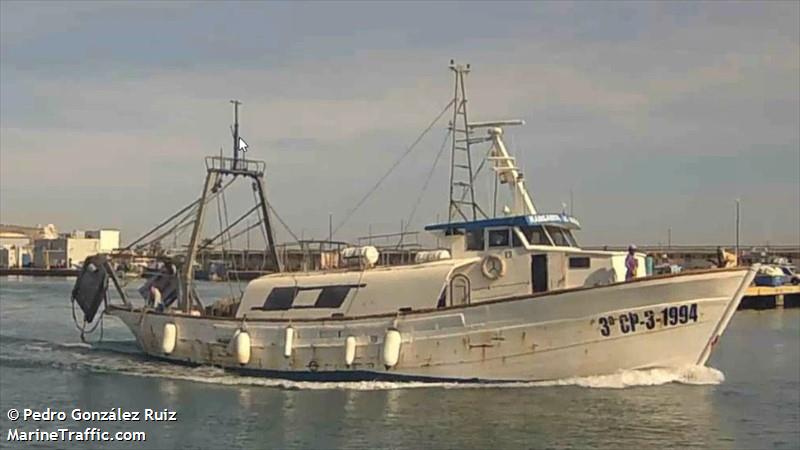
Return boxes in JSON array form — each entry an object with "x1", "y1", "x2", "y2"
[{"x1": 71, "y1": 62, "x2": 756, "y2": 382}]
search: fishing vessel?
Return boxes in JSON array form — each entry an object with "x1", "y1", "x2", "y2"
[{"x1": 71, "y1": 62, "x2": 757, "y2": 382}]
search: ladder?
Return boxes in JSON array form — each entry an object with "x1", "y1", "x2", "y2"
[{"x1": 448, "y1": 61, "x2": 487, "y2": 222}]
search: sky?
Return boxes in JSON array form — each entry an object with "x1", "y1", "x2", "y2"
[{"x1": 1, "y1": 1, "x2": 798, "y2": 248}]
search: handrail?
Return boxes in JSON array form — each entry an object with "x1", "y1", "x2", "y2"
[{"x1": 204, "y1": 156, "x2": 266, "y2": 175}]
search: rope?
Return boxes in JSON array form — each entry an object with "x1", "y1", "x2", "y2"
[
  {"x1": 134, "y1": 207, "x2": 197, "y2": 251},
  {"x1": 247, "y1": 184, "x2": 302, "y2": 271},
  {"x1": 122, "y1": 199, "x2": 200, "y2": 251},
  {"x1": 398, "y1": 130, "x2": 450, "y2": 246},
  {"x1": 267, "y1": 201, "x2": 300, "y2": 243},
  {"x1": 459, "y1": 144, "x2": 494, "y2": 201},
  {"x1": 332, "y1": 99, "x2": 455, "y2": 236},
  {"x1": 251, "y1": 185, "x2": 270, "y2": 245},
  {"x1": 132, "y1": 177, "x2": 237, "y2": 251},
  {"x1": 211, "y1": 218, "x2": 263, "y2": 246},
  {"x1": 251, "y1": 185, "x2": 272, "y2": 271},
  {"x1": 220, "y1": 184, "x2": 244, "y2": 295},
  {"x1": 215, "y1": 175, "x2": 237, "y2": 299}
]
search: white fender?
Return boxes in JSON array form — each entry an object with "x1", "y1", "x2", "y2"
[
  {"x1": 344, "y1": 336, "x2": 357, "y2": 367},
  {"x1": 382, "y1": 329, "x2": 402, "y2": 369},
  {"x1": 283, "y1": 326, "x2": 295, "y2": 358},
  {"x1": 162, "y1": 323, "x2": 177, "y2": 355},
  {"x1": 234, "y1": 330, "x2": 251, "y2": 365}
]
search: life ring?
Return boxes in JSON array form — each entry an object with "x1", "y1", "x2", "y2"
[{"x1": 481, "y1": 255, "x2": 506, "y2": 280}]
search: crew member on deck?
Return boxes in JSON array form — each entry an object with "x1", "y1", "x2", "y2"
[
  {"x1": 625, "y1": 245, "x2": 639, "y2": 280},
  {"x1": 148, "y1": 285, "x2": 162, "y2": 310},
  {"x1": 716, "y1": 246, "x2": 737, "y2": 268}
]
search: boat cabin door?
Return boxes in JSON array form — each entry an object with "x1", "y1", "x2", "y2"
[
  {"x1": 532, "y1": 254, "x2": 548, "y2": 293},
  {"x1": 449, "y1": 274, "x2": 471, "y2": 306}
]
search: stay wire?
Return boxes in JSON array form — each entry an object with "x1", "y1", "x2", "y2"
[
  {"x1": 215, "y1": 175, "x2": 237, "y2": 299},
  {"x1": 399, "y1": 130, "x2": 451, "y2": 246},
  {"x1": 457, "y1": 144, "x2": 494, "y2": 205},
  {"x1": 332, "y1": 99, "x2": 455, "y2": 236},
  {"x1": 220, "y1": 180, "x2": 243, "y2": 296},
  {"x1": 251, "y1": 182, "x2": 301, "y2": 243},
  {"x1": 134, "y1": 177, "x2": 237, "y2": 251}
]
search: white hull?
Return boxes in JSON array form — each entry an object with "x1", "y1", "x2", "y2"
[{"x1": 109, "y1": 267, "x2": 755, "y2": 382}]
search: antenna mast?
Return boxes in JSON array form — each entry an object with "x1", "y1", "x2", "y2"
[
  {"x1": 448, "y1": 60, "x2": 486, "y2": 222},
  {"x1": 231, "y1": 100, "x2": 241, "y2": 169}
]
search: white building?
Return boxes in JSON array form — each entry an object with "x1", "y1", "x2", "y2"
[
  {"x1": 0, "y1": 246, "x2": 33, "y2": 268},
  {"x1": 0, "y1": 247, "x2": 13, "y2": 268},
  {"x1": 34, "y1": 237, "x2": 100, "y2": 268},
  {"x1": 86, "y1": 229, "x2": 120, "y2": 253}
]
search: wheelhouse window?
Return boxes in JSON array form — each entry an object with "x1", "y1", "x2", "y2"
[
  {"x1": 569, "y1": 257, "x2": 591, "y2": 269},
  {"x1": 564, "y1": 230, "x2": 578, "y2": 247},
  {"x1": 314, "y1": 286, "x2": 350, "y2": 308},
  {"x1": 546, "y1": 226, "x2": 573, "y2": 247},
  {"x1": 521, "y1": 225, "x2": 551, "y2": 246},
  {"x1": 466, "y1": 228, "x2": 484, "y2": 251},
  {"x1": 488, "y1": 228, "x2": 510, "y2": 248},
  {"x1": 261, "y1": 287, "x2": 298, "y2": 310},
  {"x1": 512, "y1": 228, "x2": 525, "y2": 247}
]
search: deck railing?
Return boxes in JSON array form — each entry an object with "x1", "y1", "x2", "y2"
[{"x1": 204, "y1": 156, "x2": 266, "y2": 175}]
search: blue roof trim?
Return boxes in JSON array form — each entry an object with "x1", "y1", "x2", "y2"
[{"x1": 424, "y1": 214, "x2": 581, "y2": 231}]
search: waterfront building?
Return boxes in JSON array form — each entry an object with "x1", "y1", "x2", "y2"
[
  {"x1": 33, "y1": 236, "x2": 100, "y2": 269},
  {"x1": 86, "y1": 229, "x2": 121, "y2": 253},
  {"x1": 0, "y1": 245, "x2": 31, "y2": 268}
]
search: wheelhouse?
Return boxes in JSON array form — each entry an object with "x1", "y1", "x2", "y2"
[{"x1": 424, "y1": 213, "x2": 581, "y2": 254}]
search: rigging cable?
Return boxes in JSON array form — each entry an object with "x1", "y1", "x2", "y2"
[
  {"x1": 250, "y1": 185, "x2": 303, "y2": 271},
  {"x1": 253, "y1": 183, "x2": 269, "y2": 247},
  {"x1": 198, "y1": 204, "x2": 261, "y2": 251},
  {"x1": 211, "y1": 217, "x2": 264, "y2": 246},
  {"x1": 214, "y1": 174, "x2": 237, "y2": 299},
  {"x1": 122, "y1": 200, "x2": 201, "y2": 251},
  {"x1": 251, "y1": 185, "x2": 273, "y2": 271},
  {"x1": 332, "y1": 98, "x2": 455, "y2": 236},
  {"x1": 129, "y1": 177, "x2": 238, "y2": 252},
  {"x1": 398, "y1": 130, "x2": 451, "y2": 247},
  {"x1": 134, "y1": 207, "x2": 197, "y2": 252},
  {"x1": 266, "y1": 201, "x2": 301, "y2": 243},
  {"x1": 219, "y1": 178, "x2": 245, "y2": 296},
  {"x1": 456, "y1": 143, "x2": 495, "y2": 205}
]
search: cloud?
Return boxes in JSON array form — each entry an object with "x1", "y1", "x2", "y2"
[{"x1": 1, "y1": 1, "x2": 797, "y2": 245}]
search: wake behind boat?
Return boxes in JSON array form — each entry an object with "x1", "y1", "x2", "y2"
[{"x1": 71, "y1": 62, "x2": 756, "y2": 382}]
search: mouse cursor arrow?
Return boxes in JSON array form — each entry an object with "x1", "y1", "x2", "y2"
[{"x1": 238, "y1": 137, "x2": 248, "y2": 152}]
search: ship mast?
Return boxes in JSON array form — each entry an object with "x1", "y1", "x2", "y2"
[
  {"x1": 446, "y1": 61, "x2": 536, "y2": 220},
  {"x1": 448, "y1": 60, "x2": 487, "y2": 222},
  {"x1": 231, "y1": 99, "x2": 241, "y2": 169},
  {"x1": 178, "y1": 101, "x2": 283, "y2": 312}
]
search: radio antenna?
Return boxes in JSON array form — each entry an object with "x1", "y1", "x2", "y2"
[{"x1": 230, "y1": 99, "x2": 241, "y2": 168}]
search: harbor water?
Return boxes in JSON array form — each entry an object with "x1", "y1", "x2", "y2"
[{"x1": 0, "y1": 277, "x2": 798, "y2": 449}]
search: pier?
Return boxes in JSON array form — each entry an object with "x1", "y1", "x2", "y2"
[
  {"x1": 0, "y1": 267, "x2": 79, "y2": 277},
  {"x1": 585, "y1": 244, "x2": 799, "y2": 269},
  {"x1": 740, "y1": 285, "x2": 800, "y2": 310}
]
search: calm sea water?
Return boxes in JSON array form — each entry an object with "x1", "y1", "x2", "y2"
[{"x1": 0, "y1": 277, "x2": 798, "y2": 450}]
